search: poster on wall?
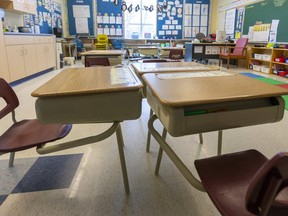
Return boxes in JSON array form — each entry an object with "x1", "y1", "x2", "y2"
[
  {"x1": 157, "y1": 0, "x2": 183, "y2": 39},
  {"x1": 184, "y1": 0, "x2": 210, "y2": 39},
  {"x1": 224, "y1": 8, "x2": 236, "y2": 38}
]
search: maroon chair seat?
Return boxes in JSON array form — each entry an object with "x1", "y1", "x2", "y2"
[
  {"x1": 0, "y1": 78, "x2": 72, "y2": 167},
  {"x1": 195, "y1": 149, "x2": 288, "y2": 216},
  {"x1": 169, "y1": 49, "x2": 184, "y2": 60},
  {"x1": 85, "y1": 57, "x2": 110, "y2": 67},
  {"x1": 219, "y1": 38, "x2": 248, "y2": 69}
]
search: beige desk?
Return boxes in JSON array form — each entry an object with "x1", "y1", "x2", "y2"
[
  {"x1": 142, "y1": 72, "x2": 288, "y2": 191},
  {"x1": 131, "y1": 61, "x2": 219, "y2": 77},
  {"x1": 79, "y1": 50, "x2": 124, "y2": 66},
  {"x1": 137, "y1": 46, "x2": 159, "y2": 57},
  {"x1": 32, "y1": 66, "x2": 143, "y2": 194}
]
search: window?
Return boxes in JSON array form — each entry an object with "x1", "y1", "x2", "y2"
[{"x1": 124, "y1": 0, "x2": 157, "y2": 39}]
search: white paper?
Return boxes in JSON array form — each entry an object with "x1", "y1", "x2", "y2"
[
  {"x1": 159, "y1": 30, "x2": 165, "y2": 35},
  {"x1": 110, "y1": 28, "x2": 116, "y2": 35},
  {"x1": 185, "y1": 3, "x2": 192, "y2": 15},
  {"x1": 269, "y1": 31, "x2": 277, "y2": 42},
  {"x1": 116, "y1": 16, "x2": 122, "y2": 24},
  {"x1": 193, "y1": 15, "x2": 200, "y2": 26},
  {"x1": 224, "y1": 8, "x2": 236, "y2": 34},
  {"x1": 169, "y1": 25, "x2": 175, "y2": 30},
  {"x1": 270, "y1": 19, "x2": 279, "y2": 32},
  {"x1": 172, "y1": 20, "x2": 178, "y2": 25},
  {"x1": 116, "y1": 28, "x2": 122, "y2": 36},
  {"x1": 184, "y1": 27, "x2": 192, "y2": 37},
  {"x1": 201, "y1": 4, "x2": 208, "y2": 15},
  {"x1": 201, "y1": 16, "x2": 208, "y2": 26},
  {"x1": 75, "y1": 17, "x2": 89, "y2": 33},
  {"x1": 166, "y1": 30, "x2": 172, "y2": 35},
  {"x1": 109, "y1": 16, "x2": 116, "y2": 24},
  {"x1": 162, "y1": 25, "x2": 168, "y2": 30},
  {"x1": 172, "y1": 30, "x2": 178, "y2": 35},
  {"x1": 205, "y1": 46, "x2": 212, "y2": 55},
  {"x1": 176, "y1": 25, "x2": 182, "y2": 30},
  {"x1": 194, "y1": 46, "x2": 203, "y2": 53},
  {"x1": 193, "y1": 4, "x2": 201, "y2": 15},
  {"x1": 73, "y1": 5, "x2": 90, "y2": 18},
  {"x1": 97, "y1": 27, "x2": 104, "y2": 35},
  {"x1": 104, "y1": 27, "x2": 110, "y2": 35},
  {"x1": 97, "y1": 16, "x2": 103, "y2": 23},
  {"x1": 103, "y1": 16, "x2": 109, "y2": 24},
  {"x1": 185, "y1": 15, "x2": 191, "y2": 26},
  {"x1": 248, "y1": 26, "x2": 254, "y2": 41},
  {"x1": 165, "y1": 20, "x2": 171, "y2": 25}
]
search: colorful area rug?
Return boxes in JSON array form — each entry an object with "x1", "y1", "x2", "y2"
[{"x1": 240, "y1": 72, "x2": 288, "y2": 110}]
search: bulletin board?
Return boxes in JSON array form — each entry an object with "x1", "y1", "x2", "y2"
[
  {"x1": 234, "y1": 7, "x2": 244, "y2": 39},
  {"x1": 96, "y1": 0, "x2": 123, "y2": 37},
  {"x1": 67, "y1": 0, "x2": 94, "y2": 36},
  {"x1": 23, "y1": 0, "x2": 62, "y2": 34},
  {"x1": 183, "y1": 0, "x2": 210, "y2": 38},
  {"x1": 157, "y1": 0, "x2": 183, "y2": 39}
]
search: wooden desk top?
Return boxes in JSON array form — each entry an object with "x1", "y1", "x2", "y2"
[
  {"x1": 79, "y1": 50, "x2": 124, "y2": 56},
  {"x1": 131, "y1": 62, "x2": 219, "y2": 76},
  {"x1": 32, "y1": 67, "x2": 143, "y2": 97},
  {"x1": 142, "y1": 73, "x2": 288, "y2": 106}
]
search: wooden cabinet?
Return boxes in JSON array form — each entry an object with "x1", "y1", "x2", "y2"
[
  {"x1": 0, "y1": 21, "x2": 10, "y2": 82},
  {"x1": 35, "y1": 36, "x2": 56, "y2": 71},
  {"x1": 4, "y1": 35, "x2": 56, "y2": 82},
  {"x1": 0, "y1": 0, "x2": 37, "y2": 14},
  {"x1": 250, "y1": 47, "x2": 288, "y2": 76}
]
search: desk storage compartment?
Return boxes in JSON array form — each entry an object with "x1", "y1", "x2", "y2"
[
  {"x1": 35, "y1": 90, "x2": 143, "y2": 124},
  {"x1": 147, "y1": 88, "x2": 284, "y2": 137}
]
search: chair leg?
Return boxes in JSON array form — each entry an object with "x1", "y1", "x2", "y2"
[
  {"x1": 227, "y1": 58, "x2": 230, "y2": 69},
  {"x1": 219, "y1": 57, "x2": 221, "y2": 67},
  {"x1": 199, "y1": 133, "x2": 203, "y2": 144},
  {"x1": 155, "y1": 128, "x2": 168, "y2": 175},
  {"x1": 9, "y1": 152, "x2": 15, "y2": 167}
]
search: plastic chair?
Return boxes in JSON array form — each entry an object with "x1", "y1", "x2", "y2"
[
  {"x1": 0, "y1": 78, "x2": 72, "y2": 167},
  {"x1": 73, "y1": 38, "x2": 86, "y2": 57},
  {"x1": 195, "y1": 149, "x2": 288, "y2": 216},
  {"x1": 85, "y1": 57, "x2": 110, "y2": 67},
  {"x1": 219, "y1": 38, "x2": 248, "y2": 69},
  {"x1": 169, "y1": 49, "x2": 184, "y2": 60},
  {"x1": 95, "y1": 34, "x2": 109, "y2": 50}
]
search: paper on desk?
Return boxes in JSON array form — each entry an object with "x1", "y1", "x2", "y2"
[
  {"x1": 146, "y1": 66, "x2": 209, "y2": 71},
  {"x1": 157, "y1": 71, "x2": 233, "y2": 79},
  {"x1": 110, "y1": 67, "x2": 137, "y2": 84}
]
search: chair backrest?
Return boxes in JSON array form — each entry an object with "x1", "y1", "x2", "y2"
[
  {"x1": 73, "y1": 38, "x2": 84, "y2": 52},
  {"x1": 233, "y1": 38, "x2": 248, "y2": 55},
  {"x1": 97, "y1": 34, "x2": 108, "y2": 44},
  {"x1": 246, "y1": 152, "x2": 288, "y2": 216},
  {"x1": 85, "y1": 57, "x2": 110, "y2": 67},
  {"x1": 0, "y1": 78, "x2": 19, "y2": 119},
  {"x1": 169, "y1": 49, "x2": 183, "y2": 59}
]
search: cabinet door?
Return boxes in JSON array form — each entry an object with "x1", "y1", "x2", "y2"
[
  {"x1": 0, "y1": 22, "x2": 10, "y2": 82},
  {"x1": 35, "y1": 44, "x2": 48, "y2": 71},
  {"x1": 23, "y1": 44, "x2": 38, "y2": 76},
  {"x1": 6, "y1": 45, "x2": 26, "y2": 82},
  {"x1": 46, "y1": 42, "x2": 56, "y2": 68}
]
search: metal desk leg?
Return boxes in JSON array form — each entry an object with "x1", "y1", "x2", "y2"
[
  {"x1": 116, "y1": 124, "x2": 130, "y2": 194},
  {"x1": 148, "y1": 114, "x2": 205, "y2": 192},
  {"x1": 217, "y1": 130, "x2": 223, "y2": 156},
  {"x1": 155, "y1": 128, "x2": 167, "y2": 175},
  {"x1": 146, "y1": 108, "x2": 154, "y2": 152}
]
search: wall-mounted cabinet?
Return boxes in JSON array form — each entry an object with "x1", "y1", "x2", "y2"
[
  {"x1": 0, "y1": 0, "x2": 37, "y2": 14},
  {"x1": 249, "y1": 47, "x2": 288, "y2": 77}
]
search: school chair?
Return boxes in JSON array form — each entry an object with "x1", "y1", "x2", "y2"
[
  {"x1": 0, "y1": 78, "x2": 72, "y2": 167},
  {"x1": 195, "y1": 149, "x2": 288, "y2": 216},
  {"x1": 85, "y1": 57, "x2": 110, "y2": 67},
  {"x1": 95, "y1": 34, "x2": 109, "y2": 50},
  {"x1": 219, "y1": 38, "x2": 248, "y2": 69},
  {"x1": 169, "y1": 49, "x2": 184, "y2": 60}
]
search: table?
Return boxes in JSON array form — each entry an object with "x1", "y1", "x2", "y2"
[
  {"x1": 79, "y1": 50, "x2": 125, "y2": 66},
  {"x1": 31, "y1": 66, "x2": 143, "y2": 194},
  {"x1": 159, "y1": 47, "x2": 185, "y2": 58},
  {"x1": 142, "y1": 72, "x2": 288, "y2": 191}
]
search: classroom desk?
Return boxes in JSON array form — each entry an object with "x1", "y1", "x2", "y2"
[
  {"x1": 79, "y1": 50, "x2": 125, "y2": 66},
  {"x1": 137, "y1": 46, "x2": 159, "y2": 58},
  {"x1": 31, "y1": 66, "x2": 143, "y2": 194},
  {"x1": 159, "y1": 47, "x2": 185, "y2": 58},
  {"x1": 142, "y1": 72, "x2": 288, "y2": 191}
]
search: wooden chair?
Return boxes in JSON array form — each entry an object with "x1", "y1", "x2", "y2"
[
  {"x1": 219, "y1": 38, "x2": 248, "y2": 69},
  {"x1": 195, "y1": 149, "x2": 288, "y2": 216},
  {"x1": 169, "y1": 49, "x2": 184, "y2": 60},
  {"x1": 0, "y1": 78, "x2": 72, "y2": 167}
]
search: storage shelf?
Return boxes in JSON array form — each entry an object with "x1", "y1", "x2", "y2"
[
  {"x1": 271, "y1": 61, "x2": 288, "y2": 66},
  {"x1": 250, "y1": 58, "x2": 271, "y2": 63}
]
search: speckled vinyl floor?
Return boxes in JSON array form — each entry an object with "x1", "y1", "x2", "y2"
[{"x1": 1, "y1": 61, "x2": 288, "y2": 216}]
